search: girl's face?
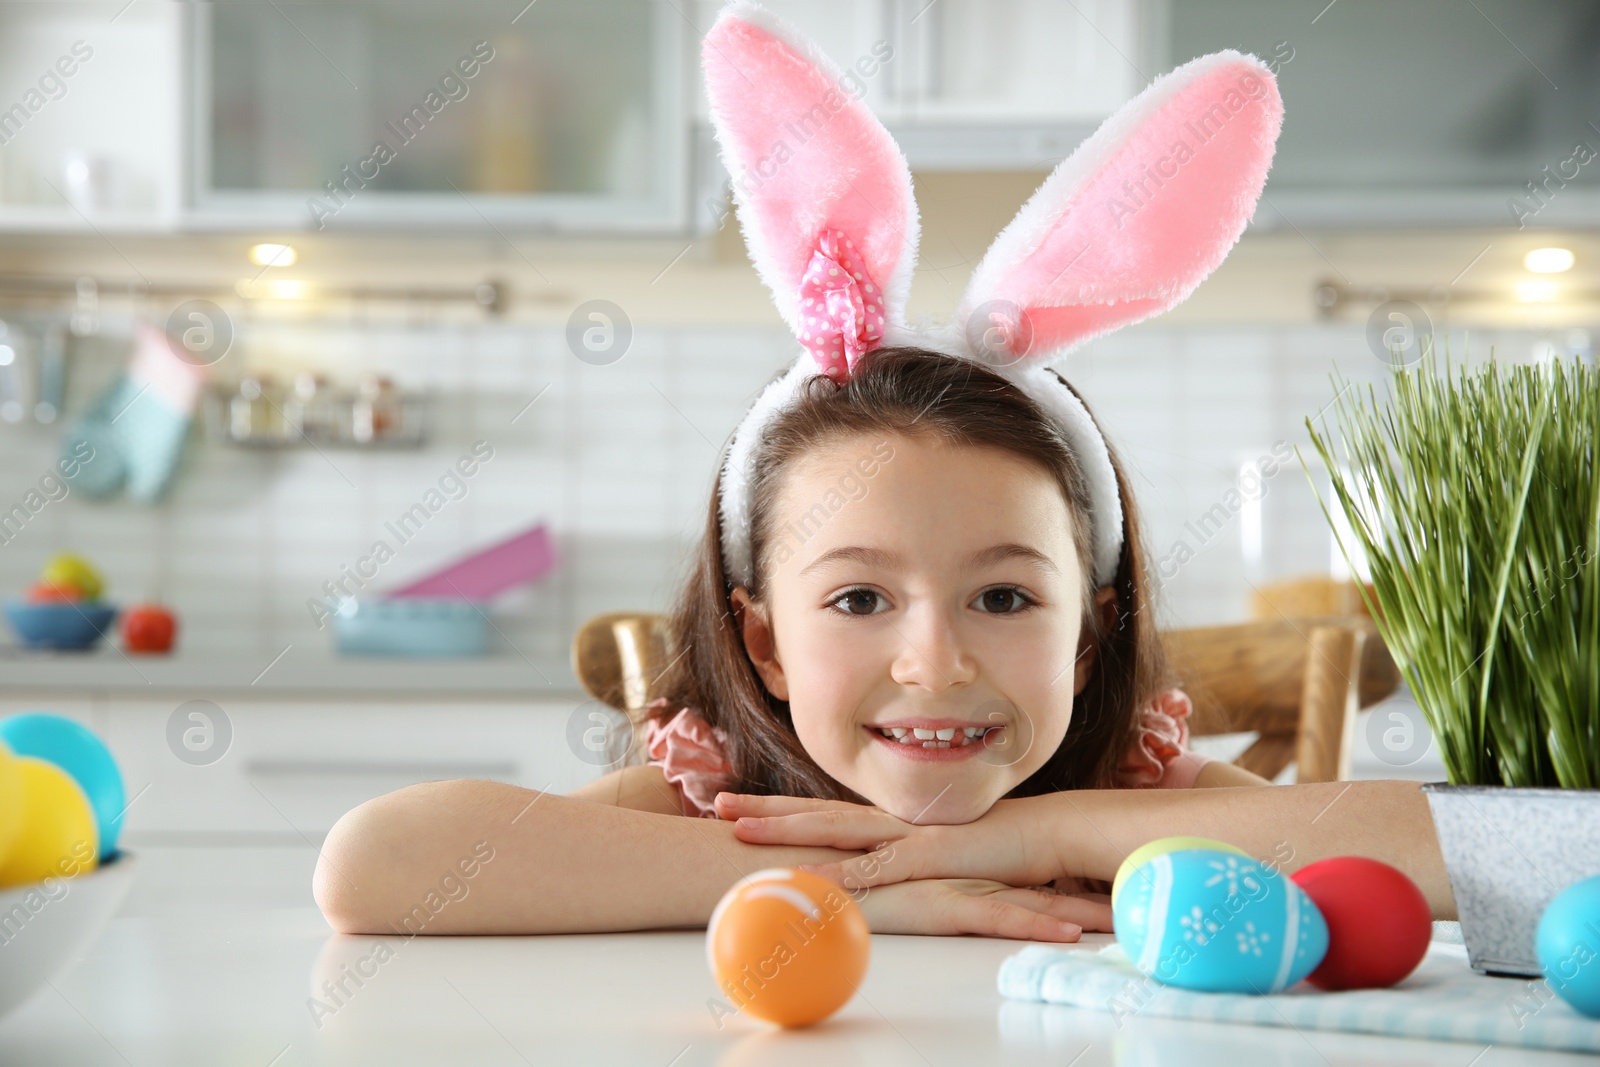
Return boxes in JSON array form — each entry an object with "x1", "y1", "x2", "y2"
[{"x1": 731, "y1": 432, "x2": 1096, "y2": 825}]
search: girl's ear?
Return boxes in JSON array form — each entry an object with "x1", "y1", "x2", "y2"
[
  {"x1": 702, "y1": 4, "x2": 918, "y2": 375},
  {"x1": 730, "y1": 585, "x2": 788, "y2": 701},
  {"x1": 1074, "y1": 586, "x2": 1122, "y2": 694},
  {"x1": 956, "y1": 51, "x2": 1283, "y2": 366}
]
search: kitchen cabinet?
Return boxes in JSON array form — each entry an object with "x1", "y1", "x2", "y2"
[
  {"x1": 4, "y1": 0, "x2": 1573, "y2": 234},
  {"x1": 872, "y1": 0, "x2": 1143, "y2": 126},
  {"x1": 189, "y1": 0, "x2": 690, "y2": 233},
  {"x1": 0, "y1": 1, "x2": 184, "y2": 231},
  {"x1": 692, "y1": 0, "x2": 1147, "y2": 170},
  {"x1": 0, "y1": 692, "x2": 604, "y2": 839},
  {"x1": 101, "y1": 698, "x2": 601, "y2": 837},
  {"x1": 1162, "y1": 0, "x2": 1600, "y2": 228},
  {"x1": 0, "y1": 0, "x2": 691, "y2": 234}
]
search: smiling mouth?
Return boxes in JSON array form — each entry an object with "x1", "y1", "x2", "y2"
[{"x1": 868, "y1": 725, "x2": 1001, "y2": 749}]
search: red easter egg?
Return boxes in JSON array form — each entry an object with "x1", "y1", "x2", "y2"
[{"x1": 1291, "y1": 857, "x2": 1431, "y2": 990}]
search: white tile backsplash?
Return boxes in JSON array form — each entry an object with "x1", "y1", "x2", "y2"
[{"x1": 0, "y1": 320, "x2": 1568, "y2": 666}]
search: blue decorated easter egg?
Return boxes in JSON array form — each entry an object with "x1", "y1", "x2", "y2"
[
  {"x1": 1112, "y1": 836, "x2": 1248, "y2": 906},
  {"x1": 1536, "y1": 875, "x2": 1600, "y2": 1018},
  {"x1": 1113, "y1": 848, "x2": 1329, "y2": 994}
]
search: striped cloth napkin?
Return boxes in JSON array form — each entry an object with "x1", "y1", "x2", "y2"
[{"x1": 998, "y1": 939, "x2": 1600, "y2": 1054}]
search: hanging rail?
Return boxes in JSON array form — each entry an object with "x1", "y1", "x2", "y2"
[{"x1": 0, "y1": 274, "x2": 511, "y2": 315}]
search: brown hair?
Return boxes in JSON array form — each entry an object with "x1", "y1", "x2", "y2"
[{"x1": 646, "y1": 345, "x2": 1170, "y2": 799}]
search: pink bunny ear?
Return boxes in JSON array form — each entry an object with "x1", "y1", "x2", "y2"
[
  {"x1": 703, "y1": 3, "x2": 917, "y2": 379},
  {"x1": 957, "y1": 51, "x2": 1283, "y2": 364}
]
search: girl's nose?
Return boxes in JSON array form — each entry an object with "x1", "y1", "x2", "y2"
[{"x1": 888, "y1": 607, "x2": 977, "y2": 691}]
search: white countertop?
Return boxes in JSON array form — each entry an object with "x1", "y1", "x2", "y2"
[{"x1": 0, "y1": 843, "x2": 1587, "y2": 1066}]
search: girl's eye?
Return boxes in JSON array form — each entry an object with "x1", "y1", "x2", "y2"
[
  {"x1": 825, "y1": 586, "x2": 1036, "y2": 617},
  {"x1": 827, "y1": 587, "x2": 886, "y2": 617},
  {"x1": 973, "y1": 586, "x2": 1036, "y2": 614}
]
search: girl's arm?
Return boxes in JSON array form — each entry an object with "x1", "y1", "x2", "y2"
[
  {"x1": 724, "y1": 779, "x2": 1457, "y2": 919},
  {"x1": 312, "y1": 774, "x2": 864, "y2": 936},
  {"x1": 564, "y1": 762, "x2": 691, "y2": 816},
  {"x1": 1195, "y1": 760, "x2": 1273, "y2": 786},
  {"x1": 1037, "y1": 780, "x2": 1453, "y2": 915},
  {"x1": 313, "y1": 766, "x2": 1110, "y2": 939}
]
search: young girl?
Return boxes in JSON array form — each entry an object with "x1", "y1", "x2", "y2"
[{"x1": 313, "y1": 5, "x2": 1453, "y2": 941}]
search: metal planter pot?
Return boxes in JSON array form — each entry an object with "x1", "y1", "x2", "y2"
[{"x1": 1422, "y1": 783, "x2": 1600, "y2": 977}]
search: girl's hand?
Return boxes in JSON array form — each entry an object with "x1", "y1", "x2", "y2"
[
  {"x1": 715, "y1": 792, "x2": 1072, "y2": 895},
  {"x1": 851, "y1": 877, "x2": 1108, "y2": 940},
  {"x1": 715, "y1": 792, "x2": 911, "y2": 851}
]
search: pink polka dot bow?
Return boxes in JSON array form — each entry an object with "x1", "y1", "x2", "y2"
[{"x1": 797, "y1": 228, "x2": 887, "y2": 380}]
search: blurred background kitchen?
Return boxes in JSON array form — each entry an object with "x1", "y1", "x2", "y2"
[{"x1": 0, "y1": 0, "x2": 1593, "y2": 867}]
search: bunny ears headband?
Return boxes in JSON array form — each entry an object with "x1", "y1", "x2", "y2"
[{"x1": 706, "y1": 2, "x2": 1283, "y2": 591}]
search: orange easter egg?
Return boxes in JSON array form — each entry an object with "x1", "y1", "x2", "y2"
[{"x1": 707, "y1": 867, "x2": 870, "y2": 1028}]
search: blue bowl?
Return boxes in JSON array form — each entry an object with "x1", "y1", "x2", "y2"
[{"x1": 4, "y1": 600, "x2": 118, "y2": 650}]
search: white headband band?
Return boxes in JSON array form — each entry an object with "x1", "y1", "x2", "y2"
[
  {"x1": 716, "y1": 342, "x2": 1125, "y2": 591},
  {"x1": 703, "y1": 2, "x2": 1282, "y2": 592}
]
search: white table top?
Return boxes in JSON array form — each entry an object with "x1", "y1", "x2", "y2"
[{"x1": 0, "y1": 844, "x2": 1589, "y2": 1066}]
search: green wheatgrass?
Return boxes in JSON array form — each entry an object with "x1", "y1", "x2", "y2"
[{"x1": 1303, "y1": 341, "x2": 1599, "y2": 788}]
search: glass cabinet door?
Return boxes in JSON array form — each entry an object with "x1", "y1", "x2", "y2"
[{"x1": 189, "y1": 0, "x2": 687, "y2": 232}]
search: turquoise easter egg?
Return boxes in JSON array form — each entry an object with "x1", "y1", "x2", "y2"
[
  {"x1": 1113, "y1": 848, "x2": 1328, "y2": 994},
  {"x1": 1536, "y1": 875, "x2": 1600, "y2": 1018},
  {"x1": 0, "y1": 713, "x2": 125, "y2": 861}
]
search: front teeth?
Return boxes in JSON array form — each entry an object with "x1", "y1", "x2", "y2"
[{"x1": 876, "y1": 725, "x2": 996, "y2": 748}]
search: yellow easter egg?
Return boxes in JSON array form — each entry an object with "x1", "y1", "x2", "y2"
[
  {"x1": 0, "y1": 756, "x2": 99, "y2": 888},
  {"x1": 0, "y1": 742, "x2": 21, "y2": 871},
  {"x1": 1112, "y1": 835, "x2": 1248, "y2": 905}
]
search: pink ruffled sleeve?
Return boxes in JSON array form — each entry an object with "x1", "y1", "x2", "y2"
[
  {"x1": 1112, "y1": 687, "x2": 1212, "y2": 789},
  {"x1": 642, "y1": 698, "x2": 734, "y2": 819}
]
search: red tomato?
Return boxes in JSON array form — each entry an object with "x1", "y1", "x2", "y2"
[
  {"x1": 121, "y1": 604, "x2": 177, "y2": 653},
  {"x1": 1292, "y1": 857, "x2": 1432, "y2": 990}
]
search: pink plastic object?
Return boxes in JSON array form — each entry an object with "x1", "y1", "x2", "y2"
[{"x1": 388, "y1": 524, "x2": 556, "y2": 600}]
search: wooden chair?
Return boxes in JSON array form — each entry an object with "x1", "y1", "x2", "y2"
[
  {"x1": 1250, "y1": 576, "x2": 1378, "y2": 622},
  {"x1": 571, "y1": 612, "x2": 1400, "y2": 784},
  {"x1": 1164, "y1": 616, "x2": 1399, "y2": 782}
]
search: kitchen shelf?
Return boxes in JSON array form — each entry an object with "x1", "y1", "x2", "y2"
[
  {"x1": 0, "y1": 645, "x2": 580, "y2": 699},
  {"x1": 201, "y1": 385, "x2": 431, "y2": 450}
]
